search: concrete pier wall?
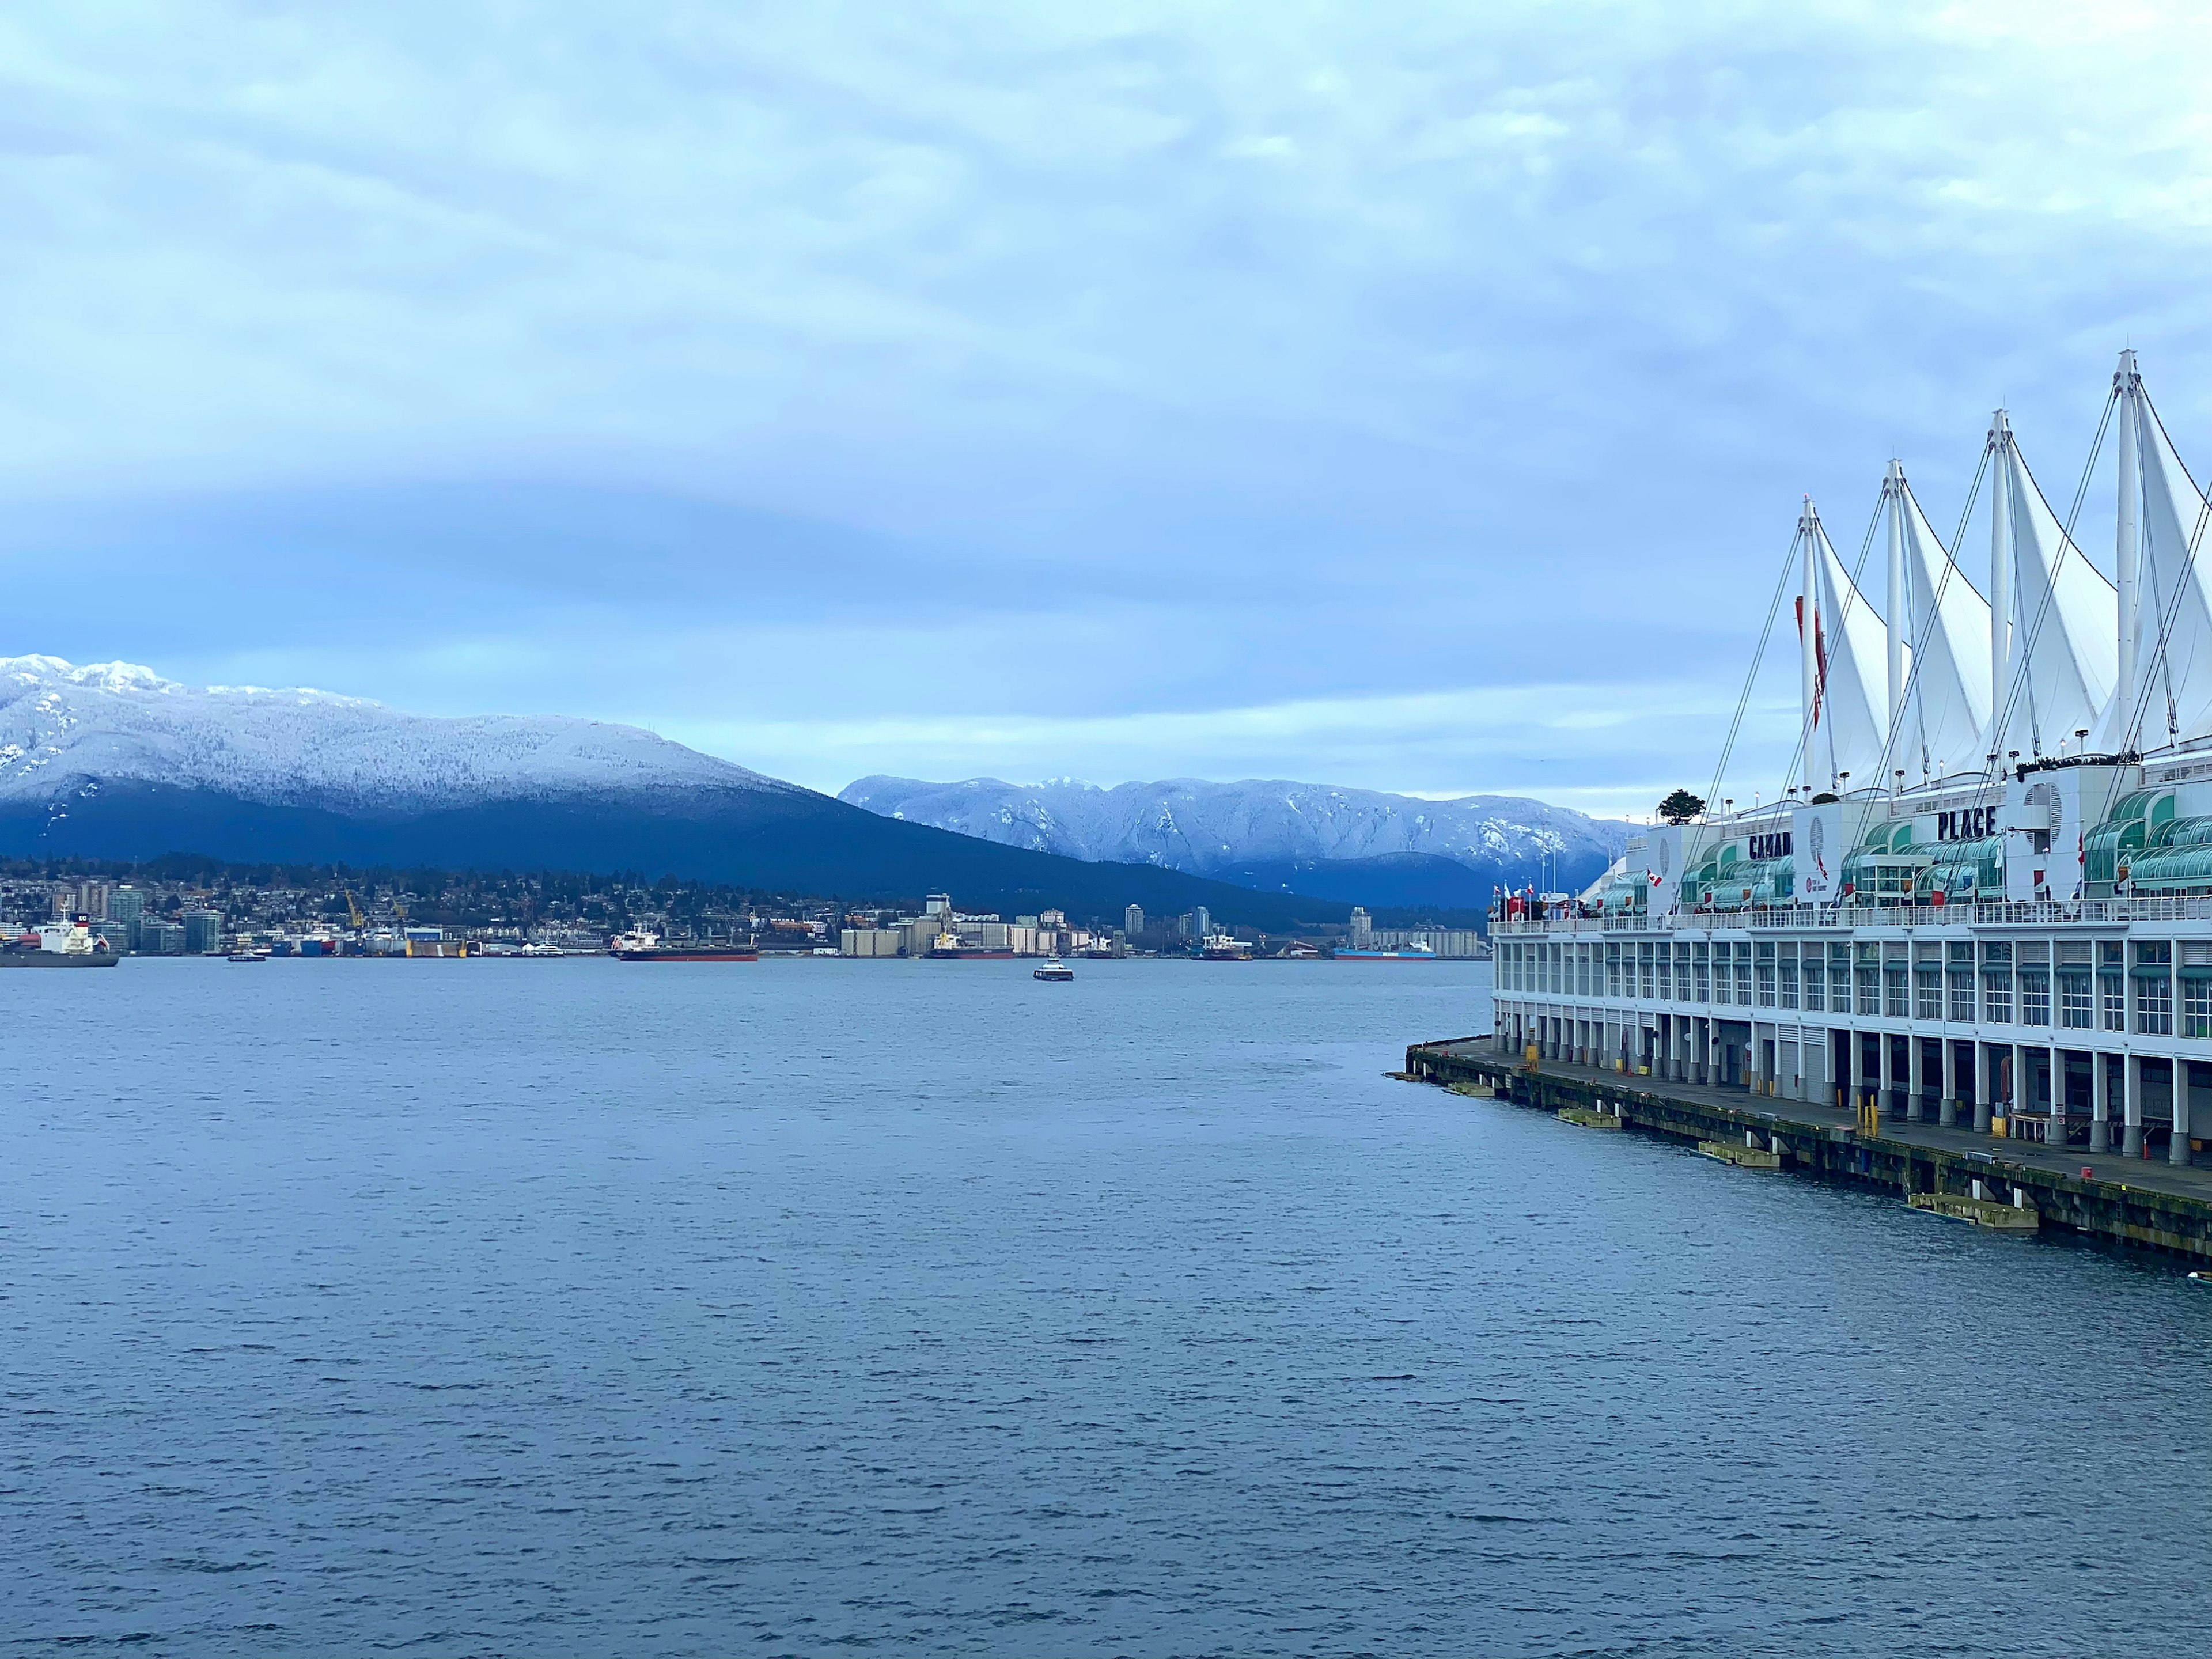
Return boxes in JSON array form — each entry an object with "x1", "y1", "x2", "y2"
[{"x1": 1407, "y1": 1039, "x2": 2212, "y2": 1263}]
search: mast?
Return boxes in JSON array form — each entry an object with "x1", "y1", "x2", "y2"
[
  {"x1": 2115, "y1": 349, "x2": 2141, "y2": 748},
  {"x1": 1800, "y1": 497, "x2": 1821, "y2": 790},
  {"x1": 1988, "y1": 411, "x2": 2012, "y2": 772},
  {"x1": 1885, "y1": 459, "x2": 1906, "y2": 758}
]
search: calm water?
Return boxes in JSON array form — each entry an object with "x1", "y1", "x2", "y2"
[{"x1": 3, "y1": 957, "x2": 2207, "y2": 1656}]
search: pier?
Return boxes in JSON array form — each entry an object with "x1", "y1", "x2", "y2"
[{"x1": 1406, "y1": 1037, "x2": 2212, "y2": 1263}]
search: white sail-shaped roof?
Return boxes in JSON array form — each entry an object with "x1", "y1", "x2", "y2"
[
  {"x1": 2128, "y1": 392, "x2": 2212, "y2": 752},
  {"x1": 1993, "y1": 435, "x2": 2116, "y2": 761},
  {"x1": 1894, "y1": 473, "x2": 1991, "y2": 780},
  {"x1": 1809, "y1": 514, "x2": 1894, "y2": 789}
]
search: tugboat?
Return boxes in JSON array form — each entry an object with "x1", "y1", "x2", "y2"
[
  {"x1": 608, "y1": 929, "x2": 759, "y2": 963},
  {"x1": 1033, "y1": 957, "x2": 1075, "y2": 981},
  {"x1": 1, "y1": 916, "x2": 120, "y2": 967}
]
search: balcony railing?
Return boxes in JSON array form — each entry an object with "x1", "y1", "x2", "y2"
[{"x1": 1490, "y1": 893, "x2": 2212, "y2": 937}]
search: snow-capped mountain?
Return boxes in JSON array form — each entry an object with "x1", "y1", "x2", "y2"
[
  {"x1": 0, "y1": 656, "x2": 791, "y2": 810},
  {"x1": 0, "y1": 656, "x2": 1349, "y2": 929},
  {"x1": 838, "y1": 775, "x2": 1628, "y2": 896}
]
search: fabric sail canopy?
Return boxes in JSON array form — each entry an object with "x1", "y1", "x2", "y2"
[
  {"x1": 2128, "y1": 391, "x2": 2212, "y2": 753},
  {"x1": 1805, "y1": 512, "x2": 1896, "y2": 790},
  {"x1": 1991, "y1": 435, "x2": 2116, "y2": 763},
  {"x1": 1895, "y1": 472, "x2": 1991, "y2": 781}
]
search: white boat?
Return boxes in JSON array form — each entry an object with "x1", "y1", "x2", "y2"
[
  {"x1": 1033, "y1": 957, "x2": 1075, "y2": 981},
  {"x1": 1, "y1": 918, "x2": 120, "y2": 967}
]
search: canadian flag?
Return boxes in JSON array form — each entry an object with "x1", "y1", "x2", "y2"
[{"x1": 1648, "y1": 871, "x2": 1663, "y2": 887}]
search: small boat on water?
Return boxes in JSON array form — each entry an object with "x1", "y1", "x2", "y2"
[
  {"x1": 226, "y1": 946, "x2": 272, "y2": 963},
  {"x1": 1, "y1": 919, "x2": 120, "y2": 968},
  {"x1": 2189, "y1": 1271, "x2": 2212, "y2": 1287},
  {"x1": 608, "y1": 929, "x2": 759, "y2": 963},
  {"x1": 1033, "y1": 957, "x2": 1075, "y2": 981}
]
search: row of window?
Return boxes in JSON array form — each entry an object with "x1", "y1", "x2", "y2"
[{"x1": 1494, "y1": 937, "x2": 2212, "y2": 1037}]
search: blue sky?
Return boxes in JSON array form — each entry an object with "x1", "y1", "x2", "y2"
[{"x1": 2, "y1": 2, "x2": 2206, "y2": 816}]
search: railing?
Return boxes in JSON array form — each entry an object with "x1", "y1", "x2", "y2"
[{"x1": 1493, "y1": 894, "x2": 2212, "y2": 938}]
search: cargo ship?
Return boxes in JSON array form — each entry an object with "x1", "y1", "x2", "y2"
[
  {"x1": 1491, "y1": 351, "x2": 2212, "y2": 1166},
  {"x1": 609, "y1": 929, "x2": 757, "y2": 963},
  {"x1": 1338, "y1": 939, "x2": 1438, "y2": 960},
  {"x1": 1, "y1": 918, "x2": 120, "y2": 967}
]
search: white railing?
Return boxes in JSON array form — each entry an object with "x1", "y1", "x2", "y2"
[{"x1": 1493, "y1": 893, "x2": 2212, "y2": 937}]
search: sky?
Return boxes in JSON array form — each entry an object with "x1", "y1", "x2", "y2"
[{"x1": 2, "y1": 1, "x2": 2208, "y2": 818}]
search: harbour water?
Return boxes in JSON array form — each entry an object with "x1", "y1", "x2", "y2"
[{"x1": 3, "y1": 959, "x2": 2207, "y2": 1655}]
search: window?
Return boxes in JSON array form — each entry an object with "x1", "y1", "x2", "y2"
[
  {"x1": 2019, "y1": 969, "x2": 2050, "y2": 1027},
  {"x1": 1605, "y1": 943, "x2": 1622, "y2": 999},
  {"x1": 1802, "y1": 957, "x2": 1824, "y2": 1012},
  {"x1": 1949, "y1": 970, "x2": 1975, "y2": 1024},
  {"x1": 1857, "y1": 966, "x2": 1880, "y2": 1016},
  {"x1": 1756, "y1": 958, "x2": 1776, "y2": 1007},
  {"x1": 1885, "y1": 967, "x2": 1909, "y2": 1018},
  {"x1": 1693, "y1": 944, "x2": 1709, "y2": 1003},
  {"x1": 1983, "y1": 972, "x2": 2013, "y2": 1024},
  {"x1": 1916, "y1": 968, "x2": 1942, "y2": 1021},
  {"x1": 2136, "y1": 942, "x2": 2173, "y2": 1036},
  {"x1": 1779, "y1": 953, "x2": 1799, "y2": 1010},
  {"x1": 1736, "y1": 952, "x2": 1752, "y2": 1006},
  {"x1": 1639, "y1": 942, "x2": 1655, "y2": 1000},
  {"x1": 2059, "y1": 972, "x2": 2092, "y2": 1029},
  {"x1": 2185, "y1": 976, "x2": 2212, "y2": 1040},
  {"x1": 1577, "y1": 946, "x2": 1592, "y2": 998}
]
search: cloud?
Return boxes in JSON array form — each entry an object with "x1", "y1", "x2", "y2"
[{"x1": 0, "y1": 1, "x2": 2205, "y2": 801}]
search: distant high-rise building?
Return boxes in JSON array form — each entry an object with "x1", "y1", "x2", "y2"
[
  {"x1": 1349, "y1": 906, "x2": 1373, "y2": 949},
  {"x1": 1190, "y1": 906, "x2": 1211, "y2": 941},
  {"x1": 1124, "y1": 903, "x2": 1144, "y2": 936},
  {"x1": 75, "y1": 880, "x2": 112, "y2": 919},
  {"x1": 181, "y1": 911, "x2": 225, "y2": 955},
  {"x1": 108, "y1": 885, "x2": 146, "y2": 951},
  {"x1": 138, "y1": 919, "x2": 187, "y2": 956}
]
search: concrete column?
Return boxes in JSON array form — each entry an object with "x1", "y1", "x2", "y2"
[
  {"x1": 2124, "y1": 1054, "x2": 2143, "y2": 1157},
  {"x1": 1907, "y1": 1036, "x2": 1925, "y2": 1122},
  {"x1": 2049, "y1": 1043, "x2": 2066, "y2": 1147},
  {"x1": 2091, "y1": 1052, "x2": 2111, "y2": 1153},
  {"x1": 1940, "y1": 1039, "x2": 1960, "y2": 1127},
  {"x1": 2171, "y1": 1065, "x2": 2192, "y2": 1166},
  {"x1": 1974, "y1": 1042, "x2": 1994, "y2": 1133},
  {"x1": 1878, "y1": 1032, "x2": 1896, "y2": 1119}
]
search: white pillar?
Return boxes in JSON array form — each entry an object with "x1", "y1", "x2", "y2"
[
  {"x1": 2091, "y1": 1052, "x2": 2111, "y2": 1152},
  {"x1": 2116, "y1": 350, "x2": 2141, "y2": 740},
  {"x1": 1974, "y1": 1042, "x2": 1995, "y2": 1132},
  {"x1": 1907, "y1": 1035, "x2": 1925, "y2": 1122},
  {"x1": 2124, "y1": 1054, "x2": 2143, "y2": 1157},
  {"x1": 1801, "y1": 499, "x2": 1821, "y2": 786},
  {"x1": 1990, "y1": 412, "x2": 2013, "y2": 766},
  {"x1": 2049, "y1": 1043, "x2": 2065, "y2": 1146},
  {"x1": 2172, "y1": 1063, "x2": 2192, "y2": 1166},
  {"x1": 1886, "y1": 460, "x2": 1906, "y2": 752}
]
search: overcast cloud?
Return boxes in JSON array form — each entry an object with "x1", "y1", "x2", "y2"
[{"x1": 2, "y1": 1, "x2": 2206, "y2": 815}]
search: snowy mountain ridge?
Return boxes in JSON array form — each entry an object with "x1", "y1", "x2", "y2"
[
  {"x1": 0, "y1": 656, "x2": 791, "y2": 810},
  {"x1": 838, "y1": 775, "x2": 1628, "y2": 879}
]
